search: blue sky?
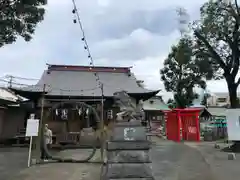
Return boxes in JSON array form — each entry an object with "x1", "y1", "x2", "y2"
[{"x1": 0, "y1": 0, "x2": 230, "y2": 100}]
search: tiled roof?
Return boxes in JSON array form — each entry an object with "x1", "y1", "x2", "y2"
[
  {"x1": 0, "y1": 87, "x2": 19, "y2": 103},
  {"x1": 143, "y1": 96, "x2": 170, "y2": 111},
  {"x1": 206, "y1": 107, "x2": 227, "y2": 116},
  {"x1": 11, "y1": 65, "x2": 160, "y2": 97}
]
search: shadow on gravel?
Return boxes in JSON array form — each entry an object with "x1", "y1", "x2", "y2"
[{"x1": 222, "y1": 143, "x2": 240, "y2": 153}]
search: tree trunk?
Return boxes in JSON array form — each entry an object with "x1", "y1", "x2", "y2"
[
  {"x1": 227, "y1": 80, "x2": 238, "y2": 108},
  {"x1": 174, "y1": 93, "x2": 185, "y2": 109}
]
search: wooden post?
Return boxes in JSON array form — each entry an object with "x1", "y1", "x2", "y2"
[
  {"x1": 177, "y1": 110, "x2": 181, "y2": 142},
  {"x1": 195, "y1": 112, "x2": 200, "y2": 142},
  {"x1": 35, "y1": 84, "x2": 46, "y2": 161}
]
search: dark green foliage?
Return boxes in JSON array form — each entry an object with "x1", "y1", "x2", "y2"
[
  {"x1": 166, "y1": 98, "x2": 176, "y2": 109},
  {"x1": 0, "y1": 0, "x2": 47, "y2": 47},
  {"x1": 160, "y1": 37, "x2": 206, "y2": 108},
  {"x1": 193, "y1": 0, "x2": 240, "y2": 108},
  {"x1": 167, "y1": 98, "x2": 174, "y2": 104}
]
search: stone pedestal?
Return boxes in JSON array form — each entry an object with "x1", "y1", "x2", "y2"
[{"x1": 102, "y1": 120, "x2": 155, "y2": 180}]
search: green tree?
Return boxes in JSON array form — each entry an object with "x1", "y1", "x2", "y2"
[
  {"x1": 160, "y1": 37, "x2": 206, "y2": 108},
  {"x1": 193, "y1": 0, "x2": 240, "y2": 108},
  {"x1": 0, "y1": 0, "x2": 47, "y2": 47}
]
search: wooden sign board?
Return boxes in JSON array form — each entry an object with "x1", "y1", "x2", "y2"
[{"x1": 26, "y1": 119, "x2": 39, "y2": 137}]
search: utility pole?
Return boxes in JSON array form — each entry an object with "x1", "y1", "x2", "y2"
[
  {"x1": 175, "y1": 7, "x2": 190, "y2": 108},
  {"x1": 176, "y1": 7, "x2": 189, "y2": 38},
  {"x1": 35, "y1": 84, "x2": 46, "y2": 162},
  {"x1": 100, "y1": 83, "x2": 104, "y2": 162},
  {"x1": 7, "y1": 75, "x2": 13, "y2": 88}
]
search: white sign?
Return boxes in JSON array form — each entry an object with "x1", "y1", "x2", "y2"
[
  {"x1": 188, "y1": 126, "x2": 197, "y2": 134},
  {"x1": 226, "y1": 109, "x2": 240, "y2": 141},
  {"x1": 25, "y1": 119, "x2": 39, "y2": 137},
  {"x1": 124, "y1": 127, "x2": 136, "y2": 141}
]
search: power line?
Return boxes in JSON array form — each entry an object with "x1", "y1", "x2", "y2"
[
  {"x1": 0, "y1": 78, "x2": 28, "y2": 86},
  {"x1": 2, "y1": 74, "x2": 102, "y2": 92},
  {"x1": 71, "y1": 0, "x2": 102, "y2": 87},
  {"x1": 0, "y1": 78, "x2": 99, "y2": 93},
  {"x1": 71, "y1": 0, "x2": 105, "y2": 160},
  {"x1": 1, "y1": 1, "x2": 106, "y2": 97},
  {"x1": 2, "y1": 75, "x2": 39, "y2": 88},
  {"x1": 5, "y1": 75, "x2": 39, "y2": 81}
]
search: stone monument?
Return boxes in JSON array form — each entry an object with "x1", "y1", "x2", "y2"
[{"x1": 102, "y1": 91, "x2": 155, "y2": 180}]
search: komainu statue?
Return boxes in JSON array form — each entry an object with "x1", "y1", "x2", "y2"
[
  {"x1": 102, "y1": 91, "x2": 154, "y2": 180},
  {"x1": 113, "y1": 91, "x2": 145, "y2": 122}
]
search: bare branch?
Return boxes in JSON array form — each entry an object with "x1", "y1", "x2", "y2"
[
  {"x1": 234, "y1": 0, "x2": 240, "y2": 16},
  {"x1": 194, "y1": 30, "x2": 229, "y2": 74},
  {"x1": 221, "y1": 32, "x2": 234, "y2": 49},
  {"x1": 231, "y1": 13, "x2": 240, "y2": 77},
  {"x1": 237, "y1": 77, "x2": 240, "y2": 85},
  {"x1": 225, "y1": 3, "x2": 240, "y2": 24}
]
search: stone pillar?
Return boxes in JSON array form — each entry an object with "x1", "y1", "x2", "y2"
[{"x1": 102, "y1": 119, "x2": 155, "y2": 180}]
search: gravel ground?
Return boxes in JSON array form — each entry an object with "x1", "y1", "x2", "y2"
[
  {"x1": 11, "y1": 162, "x2": 101, "y2": 180},
  {"x1": 185, "y1": 141, "x2": 240, "y2": 180},
  {"x1": 0, "y1": 148, "x2": 101, "y2": 180},
  {"x1": 151, "y1": 137, "x2": 215, "y2": 180},
  {"x1": 1, "y1": 138, "x2": 230, "y2": 180},
  {"x1": 0, "y1": 147, "x2": 28, "y2": 180}
]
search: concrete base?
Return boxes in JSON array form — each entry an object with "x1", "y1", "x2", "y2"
[
  {"x1": 103, "y1": 118, "x2": 154, "y2": 180},
  {"x1": 107, "y1": 150, "x2": 150, "y2": 163},
  {"x1": 103, "y1": 163, "x2": 154, "y2": 179},
  {"x1": 228, "y1": 153, "x2": 236, "y2": 160}
]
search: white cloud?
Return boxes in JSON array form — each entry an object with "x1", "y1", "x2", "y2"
[
  {"x1": 93, "y1": 29, "x2": 179, "y2": 60},
  {"x1": 0, "y1": 40, "x2": 47, "y2": 78},
  {"x1": 98, "y1": 0, "x2": 110, "y2": 7},
  {"x1": 0, "y1": 0, "x2": 231, "y2": 102},
  {"x1": 107, "y1": 0, "x2": 207, "y2": 11},
  {"x1": 131, "y1": 56, "x2": 175, "y2": 101}
]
